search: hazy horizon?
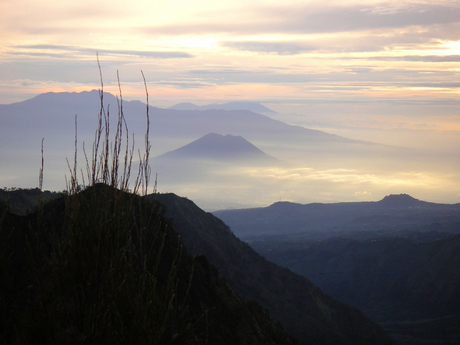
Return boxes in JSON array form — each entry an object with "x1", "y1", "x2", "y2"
[
  {"x1": 1, "y1": 0, "x2": 460, "y2": 209},
  {"x1": 0, "y1": 90, "x2": 458, "y2": 211}
]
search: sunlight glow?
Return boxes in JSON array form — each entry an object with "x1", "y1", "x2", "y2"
[
  {"x1": 439, "y1": 40, "x2": 460, "y2": 54},
  {"x1": 1, "y1": 0, "x2": 460, "y2": 205}
]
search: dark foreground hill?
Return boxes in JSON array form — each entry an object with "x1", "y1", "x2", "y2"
[
  {"x1": 0, "y1": 185, "x2": 295, "y2": 344},
  {"x1": 153, "y1": 193, "x2": 397, "y2": 345}
]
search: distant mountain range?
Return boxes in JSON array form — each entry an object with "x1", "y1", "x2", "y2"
[
  {"x1": 0, "y1": 90, "x2": 371, "y2": 157},
  {"x1": 169, "y1": 101, "x2": 277, "y2": 114},
  {"x1": 213, "y1": 194, "x2": 460, "y2": 241},
  {"x1": 0, "y1": 90, "x2": 435, "y2": 210}
]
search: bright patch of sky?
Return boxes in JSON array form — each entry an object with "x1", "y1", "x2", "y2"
[
  {"x1": 2, "y1": 0, "x2": 460, "y2": 102},
  {"x1": 1, "y1": 0, "x2": 459, "y2": 205}
]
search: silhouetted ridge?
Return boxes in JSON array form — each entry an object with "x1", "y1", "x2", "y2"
[
  {"x1": 0, "y1": 185, "x2": 295, "y2": 344},
  {"x1": 378, "y1": 193, "x2": 423, "y2": 207},
  {"x1": 268, "y1": 201, "x2": 304, "y2": 211}
]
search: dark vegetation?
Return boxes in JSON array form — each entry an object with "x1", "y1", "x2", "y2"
[
  {"x1": 153, "y1": 193, "x2": 397, "y2": 345},
  {"x1": 0, "y1": 186, "x2": 295, "y2": 344},
  {"x1": 0, "y1": 71, "x2": 295, "y2": 344},
  {"x1": 0, "y1": 188, "x2": 62, "y2": 215},
  {"x1": 216, "y1": 198, "x2": 460, "y2": 344}
]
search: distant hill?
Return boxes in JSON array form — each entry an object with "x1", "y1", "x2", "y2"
[
  {"x1": 155, "y1": 133, "x2": 281, "y2": 165},
  {"x1": 154, "y1": 192, "x2": 397, "y2": 345},
  {"x1": 213, "y1": 194, "x2": 460, "y2": 241},
  {"x1": 169, "y1": 101, "x2": 277, "y2": 114},
  {"x1": 378, "y1": 193, "x2": 428, "y2": 207}
]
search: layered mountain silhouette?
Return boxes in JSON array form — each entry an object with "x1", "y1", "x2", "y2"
[
  {"x1": 4, "y1": 187, "x2": 456, "y2": 344},
  {"x1": 0, "y1": 188, "x2": 62, "y2": 215},
  {"x1": 0, "y1": 90, "x2": 456, "y2": 344},
  {"x1": 0, "y1": 90, "x2": 403, "y2": 209},
  {"x1": 0, "y1": 90, "x2": 371, "y2": 154},
  {"x1": 214, "y1": 194, "x2": 460, "y2": 241},
  {"x1": 169, "y1": 101, "x2": 277, "y2": 114},
  {"x1": 154, "y1": 133, "x2": 282, "y2": 165}
]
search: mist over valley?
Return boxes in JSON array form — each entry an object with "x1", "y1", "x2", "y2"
[{"x1": 1, "y1": 90, "x2": 458, "y2": 210}]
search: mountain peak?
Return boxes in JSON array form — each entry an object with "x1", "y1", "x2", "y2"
[
  {"x1": 157, "y1": 133, "x2": 280, "y2": 163},
  {"x1": 167, "y1": 102, "x2": 200, "y2": 110},
  {"x1": 378, "y1": 194, "x2": 422, "y2": 207}
]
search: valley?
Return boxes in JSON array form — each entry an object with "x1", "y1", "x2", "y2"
[{"x1": 215, "y1": 195, "x2": 460, "y2": 344}]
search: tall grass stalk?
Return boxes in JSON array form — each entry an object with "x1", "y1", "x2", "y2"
[{"x1": 16, "y1": 61, "x2": 196, "y2": 344}]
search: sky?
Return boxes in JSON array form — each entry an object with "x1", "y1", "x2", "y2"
[{"x1": 1, "y1": 0, "x2": 460, "y2": 206}]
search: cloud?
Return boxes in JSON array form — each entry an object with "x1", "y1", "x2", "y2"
[
  {"x1": 219, "y1": 31, "x2": 460, "y2": 56},
  {"x1": 155, "y1": 161, "x2": 460, "y2": 210},
  {"x1": 152, "y1": 79, "x2": 215, "y2": 89},
  {"x1": 221, "y1": 41, "x2": 316, "y2": 55},
  {"x1": 406, "y1": 82, "x2": 460, "y2": 89},
  {"x1": 145, "y1": 3, "x2": 460, "y2": 36},
  {"x1": 371, "y1": 55, "x2": 460, "y2": 62},
  {"x1": 12, "y1": 45, "x2": 194, "y2": 59},
  {"x1": 190, "y1": 66, "x2": 453, "y2": 87},
  {"x1": 355, "y1": 191, "x2": 372, "y2": 196},
  {"x1": 243, "y1": 166, "x2": 447, "y2": 189}
]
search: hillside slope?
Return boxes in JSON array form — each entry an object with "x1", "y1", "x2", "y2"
[
  {"x1": 154, "y1": 192, "x2": 397, "y2": 345},
  {"x1": 0, "y1": 186, "x2": 295, "y2": 344},
  {"x1": 254, "y1": 235, "x2": 460, "y2": 344}
]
